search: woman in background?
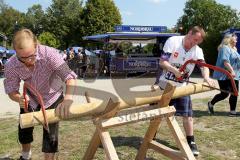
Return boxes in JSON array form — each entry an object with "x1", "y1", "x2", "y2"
[{"x1": 208, "y1": 33, "x2": 240, "y2": 116}]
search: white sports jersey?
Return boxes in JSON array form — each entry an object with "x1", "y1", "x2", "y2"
[{"x1": 159, "y1": 36, "x2": 204, "y2": 88}]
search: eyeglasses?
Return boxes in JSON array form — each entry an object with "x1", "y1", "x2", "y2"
[{"x1": 17, "y1": 53, "x2": 37, "y2": 63}]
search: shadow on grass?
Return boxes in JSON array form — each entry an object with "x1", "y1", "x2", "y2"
[
  {"x1": 109, "y1": 136, "x2": 179, "y2": 151},
  {"x1": 0, "y1": 156, "x2": 14, "y2": 160},
  {"x1": 97, "y1": 136, "x2": 180, "y2": 160},
  {"x1": 193, "y1": 110, "x2": 229, "y2": 118}
]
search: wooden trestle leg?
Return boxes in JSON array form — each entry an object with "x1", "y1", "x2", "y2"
[{"x1": 83, "y1": 82, "x2": 196, "y2": 160}]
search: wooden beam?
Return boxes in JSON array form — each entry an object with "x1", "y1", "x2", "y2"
[
  {"x1": 20, "y1": 82, "x2": 212, "y2": 128},
  {"x1": 135, "y1": 118, "x2": 162, "y2": 160},
  {"x1": 148, "y1": 141, "x2": 185, "y2": 160},
  {"x1": 166, "y1": 116, "x2": 196, "y2": 160},
  {"x1": 97, "y1": 127, "x2": 119, "y2": 160},
  {"x1": 82, "y1": 130, "x2": 101, "y2": 160}
]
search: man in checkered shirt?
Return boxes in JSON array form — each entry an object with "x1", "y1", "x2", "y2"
[{"x1": 4, "y1": 29, "x2": 77, "y2": 160}]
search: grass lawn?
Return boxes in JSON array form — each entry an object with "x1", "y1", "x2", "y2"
[{"x1": 0, "y1": 98, "x2": 240, "y2": 160}]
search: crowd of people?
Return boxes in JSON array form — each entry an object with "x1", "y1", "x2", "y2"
[
  {"x1": 0, "y1": 51, "x2": 9, "y2": 77},
  {"x1": 62, "y1": 48, "x2": 111, "y2": 78},
  {"x1": 63, "y1": 47, "x2": 89, "y2": 78},
  {"x1": 0, "y1": 46, "x2": 112, "y2": 79}
]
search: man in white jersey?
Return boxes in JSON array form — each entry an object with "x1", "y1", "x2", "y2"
[{"x1": 156, "y1": 26, "x2": 215, "y2": 156}]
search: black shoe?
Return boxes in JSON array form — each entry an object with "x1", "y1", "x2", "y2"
[
  {"x1": 189, "y1": 141, "x2": 199, "y2": 156},
  {"x1": 208, "y1": 101, "x2": 214, "y2": 114},
  {"x1": 18, "y1": 156, "x2": 31, "y2": 160},
  {"x1": 229, "y1": 112, "x2": 240, "y2": 117}
]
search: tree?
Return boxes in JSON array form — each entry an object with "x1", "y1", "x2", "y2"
[
  {"x1": 0, "y1": 0, "x2": 7, "y2": 12},
  {"x1": 82, "y1": 0, "x2": 122, "y2": 36},
  {"x1": 0, "y1": 0, "x2": 123, "y2": 49},
  {"x1": 25, "y1": 4, "x2": 46, "y2": 36},
  {"x1": 45, "y1": 0, "x2": 84, "y2": 49},
  {"x1": 38, "y1": 31, "x2": 60, "y2": 48},
  {"x1": 177, "y1": 0, "x2": 240, "y2": 64},
  {"x1": 0, "y1": 5, "x2": 25, "y2": 44}
]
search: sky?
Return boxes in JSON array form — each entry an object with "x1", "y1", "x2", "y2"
[{"x1": 4, "y1": 0, "x2": 240, "y2": 29}]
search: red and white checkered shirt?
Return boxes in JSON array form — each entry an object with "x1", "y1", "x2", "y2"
[{"x1": 4, "y1": 44, "x2": 77, "y2": 109}]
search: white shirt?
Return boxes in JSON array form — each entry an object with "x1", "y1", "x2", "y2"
[{"x1": 159, "y1": 36, "x2": 204, "y2": 88}]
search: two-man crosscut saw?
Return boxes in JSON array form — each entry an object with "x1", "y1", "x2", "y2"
[
  {"x1": 23, "y1": 82, "x2": 49, "y2": 133},
  {"x1": 176, "y1": 59, "x2": 238, "y2": 96}
]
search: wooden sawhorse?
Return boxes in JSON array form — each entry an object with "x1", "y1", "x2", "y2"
[{"x1": 83, "y1": 83, "x2": 196, "y2": 160}]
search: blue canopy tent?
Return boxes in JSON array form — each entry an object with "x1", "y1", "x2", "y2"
[
  {"x1": 0, "y1": 46, "x2": 6, "y2": 53},
  {"x1": 85, "y1": 49, "x2": 95, "y2": 56},
  {"x1": 82, "y1": 32, "x2": 180, "y2": 74},
  {"x1": 6, "y1": 49, "x2": 16, "y2": 56},
  {"x1": 83, "y1": 32, "x2": 180, "y2": 42}
]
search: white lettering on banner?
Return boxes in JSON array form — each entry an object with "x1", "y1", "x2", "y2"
[
  {"x1": 130, "y1": 27, "x2": 153, "y2": 32},
  {"x1": 128, "y1": 61, "x2": 151, "y2": 68},
  {"x1": 116, "y1": 26, "x2": 122, "y2": 31}
]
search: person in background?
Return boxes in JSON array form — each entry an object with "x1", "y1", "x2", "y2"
[
  {"x1": 95, "y1": 54, "x2": 100, "y2": 75},
  {"x1": 68, "y1": 47, "x2": 75, "y2": 71},
  {"x1": 80, "y1": 49, "x2": 88, "y2": 78},
  {"x1": 0, "y1": 57, "x2": 3, "y2": 77},
  {"x1": 208, "y1": 33, "x2": 240, "y2": 116},
  {"x1": 2, "y1": 51, "x2": 8, "y2": 65},
  {"x1": 104, "y1": 51, "x2": 111, "y2": 76},
  {"x1": 71, "y1": 48, "x2": 80, "y2": 78},
  {"x1": 3, "y1": 29, "x2": 77, "y2": 160},
  {"x1": 98, "y1": 52, "x2": 104, "y2": 76},
  {"x1": 69, "y1": 47, "x2": 74, "y2": 60},
  {"x1": 153, "y1": 26, "x2": 215, "y2": 156},
  {"x1": 152, "y1": 43, "x2": 161, "y2": 57},
  {"x1": 62, "y1": 50, "x2": 67, "y2": 61}
]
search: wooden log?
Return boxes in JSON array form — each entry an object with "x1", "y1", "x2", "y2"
[{"x1": 20, "y1": 82, "x2": 212, "y2": 128}]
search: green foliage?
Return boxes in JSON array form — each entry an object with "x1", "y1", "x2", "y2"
[
  {"x1": 144, "y1": 43, "x2": 154, "y2": 54},
  {"x1": 177, "y1": 0, "x2": 240, "y2": 64},
  {"x1": 0, "y1": 5, "x2": 25, "y2": 42},
  {"x1": 38, "y1": 31, "x2": 60, "y2": 48},
  {"x1": 24, "y1": 4, "x2": 45, "y2": 36},
  {"x1": 0, "y1": 0, "x2": 7, "y2": 11},
  {"x1": 82, "y1": 0, "x2": 122, "y2": 36},
  {"x1": 45, "y1": 0, "x2": 84, "y2": 49},
  {"x1": 0, "y1": 0, "x2": 122, "y2": 49}
]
